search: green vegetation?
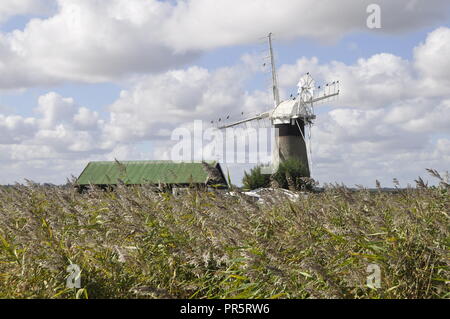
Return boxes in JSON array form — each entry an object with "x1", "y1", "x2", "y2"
[
  {"x1": 0, "y1": 171, "x2": 448, "y2": 299},
  {"x1": 242, "y1": 165, "x2": 271, "y2": 190},
  {"x1": 243, "y1": 158, "x2": 315, "y2": 191},
  {"x1": 271, "y1": 158, "x2": 314, "y2": 191}
]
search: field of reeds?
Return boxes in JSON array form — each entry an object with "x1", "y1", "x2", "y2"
[{"x1": 0, "y1": 172, "x2": 448, "y2": 299}]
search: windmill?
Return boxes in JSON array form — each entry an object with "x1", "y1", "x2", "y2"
[{"x1": 216, "y1": 33, "x2": 340, "y2": 177}]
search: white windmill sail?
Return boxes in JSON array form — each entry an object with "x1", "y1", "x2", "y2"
[{"x1": 217, "y1": 111, "x2": 271, "y2": 129}]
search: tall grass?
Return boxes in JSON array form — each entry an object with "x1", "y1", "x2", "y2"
[{"x1": 0, "y1": 173, "x2": 448, "y2": 299}]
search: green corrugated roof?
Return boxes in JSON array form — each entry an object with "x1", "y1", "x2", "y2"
[{"x1": 76, "y1": 160, "x2": 221, "y2": 185}]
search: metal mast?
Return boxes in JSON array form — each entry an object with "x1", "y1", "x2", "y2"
[{"x1": 268, "y1": 33, "x2": 280, "y2": 107}]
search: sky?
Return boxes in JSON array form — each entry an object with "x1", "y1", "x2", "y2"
[{"x1": 0, "y1": 0, "x2": 449, "y2": 187}]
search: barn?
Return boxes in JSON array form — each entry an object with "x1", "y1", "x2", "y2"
[{"x1": 76, "y1": 160, "x2": 228, "y2": 190}]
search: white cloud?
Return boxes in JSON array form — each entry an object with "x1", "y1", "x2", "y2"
[
  {"x1": 0, "y1": 56, "x2": 272, "y2": 183},
  {"x1": 110, "y1": 25, "x2": 448, "y2": 186},
  {"x1": 1, "y1": 0, "x2": 197, "y2": 87},
  {"x1": 0, "y1": 144, "x2": 151, "y2": 184},
  {"x1": 279, "y1": 54, "x2": 418, "y2": 109},
  {"x1": 414, "y1": 27, "x2": 450, "y2": 93},
  {"x1": 35, "y1": 92, "x2": 77, "y2": 128},
  {"x1": 0, "y1": 0, "x2": 54, "y2": 23},
  {"x1": 0, "y1": 92, "x2": 112, "y2": 165},
  {"x1": 398, "y1": 99, "x2": 450, "y2": 133},
  {"x1": 1, "y1": 23, "x2": 450, "y2": 185},
  {"x1": 0, "y1": 114, "x2": 36, "y2": 143},
  {"x1": 0, "y1": 89, "x2": 159, "y2": 183},
  {"x1": 279, "y1": 27, "x2": 450, "y2": 109},
  {"x1": 1, "y1": 0, "x2": 450, "y2": 89},
  {"x1": 274, "y1": 28, "x2": 450, "y2": 185},
  {"x1": 165, "y1": 0, "x2": 450, "y2": 51},
  {"x1": 73, "y1": 107, "x2": 100, "y2": 130},
  {"x1": 106, "y1": 60, "x2": 270, "y2": 143}
]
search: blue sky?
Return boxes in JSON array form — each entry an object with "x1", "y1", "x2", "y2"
[{"x1": 0, "y1": 0, "x2": 449, "y2": 186}]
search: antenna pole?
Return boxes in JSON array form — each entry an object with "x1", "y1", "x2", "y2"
[{"x1": 268, "y1": 33, "x2": 280, "y2": 107}]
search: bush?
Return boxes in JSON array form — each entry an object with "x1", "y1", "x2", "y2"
[
  {"x1": 272, "y1": 158, "x2": 315, "y2": 191},
  {"x1": 242, "y1": 165, "x2": 271, "y2": 190}
]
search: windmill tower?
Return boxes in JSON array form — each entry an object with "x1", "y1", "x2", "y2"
[{"x1": 217, "y1": 33, "x2": 340, "y2": 177}]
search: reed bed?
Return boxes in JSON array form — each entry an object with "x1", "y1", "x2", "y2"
[{"x1": 0, "y1": 173, "x2": 448, "y2": 299}]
